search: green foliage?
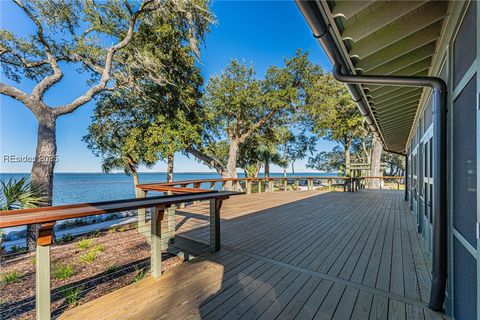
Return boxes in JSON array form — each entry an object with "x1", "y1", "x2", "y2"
[
  {"x1": 131, "y1": 266, "x2": 148, "y2": 283},
  {"x1": 10, "y1": 245, "x2": 26, "y2": 253},
  {"x1": 105, "y1": 264, "x2": 119, "y2": 275},
  {"x1": 93, "y1": 244, "x2": 104, "y2": 253},
  {"x1": 62, "y1": 286, "x2": 83, "y2": 305},
  {"x1": 53, "y1": 263, "x2": 75, "y2": 280},
  {"x1": 79, "y1": 251, "x2": 97, "y2": 264},
  {"x1": 77, "y1": 239, "x2": 92, "y2": 250},
  {"x1": 2, "y1": 271, "x2": 21, "y2": 285},
  {"x1": 0, "y1": 177, "x2": 46, "y2": 210},
  {"x1": 59, "y1": 233, "x2": 74, "y2": 243},
  {"x1": 307, "y1": 148, "x2": 345, "y2": 173},
  {"x1": 191, "y1": 50, "x2": 317, "y2": 176}
]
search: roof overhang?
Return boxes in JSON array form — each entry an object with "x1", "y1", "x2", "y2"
[{"x1": 296, "y1": 0, "x2": 451, "y2": 153}]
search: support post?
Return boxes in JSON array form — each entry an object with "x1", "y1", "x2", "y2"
[
  {"x1": 295, "y1": 179, "x2": 300, "y2": 190},
  {"x1": 283, "y1": 178, "x2": 288, "y2": 191},
  {"x1": 328, "y1": 178, "x2": 332, "y2": 191},
  {"x1": 268, "y1": 179, "x2": 274, "y2": 192},
  {"x1": 308, "y1": 178, "x2": 312, "y2": 191},
  {"x1": 246, "y1": 180, "x2": 252, "y2": 194},
  {"x1": 258, "y1": 180, "x2": 262, "y2": 193},
  {"x1": 36, "y1": 222, "x2": 54, "y2": 320},
  {"x1": 209, "y1": 199, "x2": 222, "y2": 252},
  {"x1": 404, "y1": 154, "x2": 409, "y2": 201},
  {"x1": 151, "y1": 206, "x2": 165, "y2": 278}
]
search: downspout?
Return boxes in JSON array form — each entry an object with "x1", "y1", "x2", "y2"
[
  {"x1": 294, "y1": 0, "x2": 448, "y2": 311},
  {"x1": 333, "y1": 65, "x2": 448, "y2": 312}
]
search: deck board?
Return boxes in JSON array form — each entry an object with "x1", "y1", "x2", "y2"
[{"x1": 60, "y1": 190, "x2": 446, "y2": 320}]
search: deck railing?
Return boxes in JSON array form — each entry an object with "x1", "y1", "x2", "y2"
[
  {"x1": 0, "y1": 191, "x2": 235, "y2": 320},
  {"x1": 137, "y1": 175, "x2": 405, "y2": 194}
]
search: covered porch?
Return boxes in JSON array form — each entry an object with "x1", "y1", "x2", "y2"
[{"x1": 60, "y1": 190, "x2": 444, "y2": 320}]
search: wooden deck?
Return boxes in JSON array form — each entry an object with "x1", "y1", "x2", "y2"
[{"x1": 60, "y1": 190, "x2": 446, "y2": 320}]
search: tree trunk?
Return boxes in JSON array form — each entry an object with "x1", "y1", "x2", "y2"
[
  {"x1": 166, "y1": 153, "x2": 174, "y2": 182},
  {"x1": 344, "y1": 142, "x2": 351, "y2": 176},
  {"x1": 369, "y1": 137, "x2": 383, "y2": 189},
  {"x1": 283, "y1": 142, "x2": 287, "y2": 178},
  {"x1": 291, "y1": 162, "x2": 295, "y2": 175},
  {"x1": 265, "y1": 160, "x2": 270, "y2": 178},
  {"x1": 27, "y1": 113, "x2": 57, "y2": 250},
  {"x1": 226, "y1": 140, "x2": 239, "y2": 179},
  {"x1": 224, "y1": 139, "x2": 239, "y2": 190}
]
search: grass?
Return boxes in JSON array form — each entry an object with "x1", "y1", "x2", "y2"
[
  {"x1": 93, "y1": 244, "x2": 104, "y2": 253},
  {"x1": 53, "y1": 263, "x2": 75, "y2": 280},
  {"x1": 79, "y1": 251, "x2": 97, "y2": 264},
  {"x1": 105, "y1": 264, "x2": 119, "y2": 275},
  {"x1": 59, "y1": 233, "x2": 74, "y2": 243},
  {"x1": 2, "y1": 271, "x2": 21, "y2": 285},
  {"x1": 77, "y1": 239, "x2": 92, "y2": 250},
  {"x1": 10, "y1": 245, "x2": 26, "y2": 253},
  {"x1": 62, "y1": 286, "x2": 83, "y2": 305},
  {"x1": 131, "y1": 266, "x2": 149, "y2": 283}
]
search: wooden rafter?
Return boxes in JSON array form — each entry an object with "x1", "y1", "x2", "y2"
[
  {"x1": 354, "y1": 22, "x2": 442, "y2": 72},
  {"x1": 331, "y1": 1, "x2": 375, "y2": 20},
  {"x1": 342, "y1": 1, "x2": 426, "y2": 42},
  {"x1": 349, "y1": 1, "x2": 447, "y2": 59}
]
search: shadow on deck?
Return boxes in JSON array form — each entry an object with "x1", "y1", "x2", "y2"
[{"x1": 60, "y1": 190, "x2": 446, "y2": 320}]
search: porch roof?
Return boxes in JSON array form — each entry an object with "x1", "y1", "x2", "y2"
[{"x1": 298, "y1": 1, "x2": 452, "y2": 153}]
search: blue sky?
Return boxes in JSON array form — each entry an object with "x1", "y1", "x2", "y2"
[{"x1": 0, "y1": 1, "x2": 335, "y2": 173}]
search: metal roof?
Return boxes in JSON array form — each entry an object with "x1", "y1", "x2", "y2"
[{"x1": 306, "y1": 1, "x2": 451, "y2": 153}]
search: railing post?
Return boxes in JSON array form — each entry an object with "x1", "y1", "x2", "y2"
[
  {"x1": 151, "y1": 206, "x2": 165, "y2": 278},
  {"x1": 246, "y1": 180, "x2": 252, "y2": 194},
  {"x1": 235, "y1": 180, "x2": 240, "y2": 192},
  {"x1": 36, "y1": 222, "x2": 54, "y2": 320},
  {"x1": 308, "y1": 178, "x2": 313, "y2": 191},
  {"x1": 268, "y1": 179, "x2": 274, "y2": 192},
  {"x1": 258, "y1": 180, "x2": 262, "y2": 193},
  {"x1": 283, "y1": 178, "x2": 288, "y2": 191},
  {"x1": 295, "y1": 178, "x2": 299, "y2": 190},
  {"x1": 135, "y1": 188, "x2": 149, "y2": 238},
  {"x1": 328, "y1": 178, "x2": 332, "y2": 191},
  {"x1": 209, "y1": 199, "x2": 222, "y2": 252}
]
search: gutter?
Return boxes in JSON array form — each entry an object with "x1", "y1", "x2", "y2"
[{"x1": 296, "y1": 0, "x2": 448, "y2": 312}]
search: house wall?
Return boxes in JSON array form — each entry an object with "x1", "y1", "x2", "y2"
[{"x1": 405, "y1": 1, "x2": 479, "y2": 319}]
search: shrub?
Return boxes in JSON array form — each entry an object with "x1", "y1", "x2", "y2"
[
  {"x1": 62, "y1": 286, "x2": 83, "y2": 305},
  {"x1": 60, "y1": 233, "x2": 74, "y2": 243},
  {"x1": 53, "y1": 263, "x2": 75, "y2": 280},
  {"x1": 10, "y1": 245, "x2": 26, "y2": 253},
  {"x1": 77, "y1": 239, "x2": 92, "y2": 250},
  {"x1": 2, "y1": 271, "x2": 21, "y2": 285},
  {"x1": 93, "y1": 244, "x2": 104, "y2": 253},
  {"x1": 105, "y1": 264, "x2": 119, "y2": 275},
  {"x1": 131, "y1": 266, "x2": 148, "y2": 283},
  {"x1": 80, "y1": 251, "x2": 97, "y2": 263}
]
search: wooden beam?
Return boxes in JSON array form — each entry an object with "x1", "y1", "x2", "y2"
[
  {"x1": 342, "y1": 1, "x2": 426, "y2": 42},
  {"x1": 331, "y1": 1, "x2": 375, "y2": 20},
  {"x1": 151, "y1": 205, "x2": 165, "y2": 278},
  {"x1": 366, "y1": 43, "x2": 436, "y2": 75},
  {"x1": 374, "y1": 88, "x2": 422, "y2": 105},
  {"x1": 376, "y1": 95, "x2": 422, "y2": 111},
  {"x1": 349, "y1": 1, "x2": 447, "y2": 59},
  {"x1": 355, "y1": 22, "x2": 442, "y2": 72}
]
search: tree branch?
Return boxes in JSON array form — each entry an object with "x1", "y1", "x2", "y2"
[
  {"x1": 0, "y1": 82, "x2": 45, "y2": 114},
  {"x1": 13, "y1": 0, "x2": 64, "y2": 101},
  {"x1": 239, "y1": 108, "x2": 279, "y2": 143},
  {"x1": 53, "y1": 0, "x2": 155, "y2": 116},
  {"x1": 186, "y1": 146, "x2": 226, "y2": 174}
]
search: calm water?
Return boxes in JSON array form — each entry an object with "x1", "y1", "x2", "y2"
[{"x1": 0, "y1": 172, "x2": 336, "y2": 205}]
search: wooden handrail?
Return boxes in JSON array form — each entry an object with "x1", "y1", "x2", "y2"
[{"x1": 0, "y1": 191, "x2": 238, "y2": 228}]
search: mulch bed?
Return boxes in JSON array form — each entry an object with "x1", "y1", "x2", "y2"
[{"x1": 0, "y1": 225, "x2": 183, "y2": 319}]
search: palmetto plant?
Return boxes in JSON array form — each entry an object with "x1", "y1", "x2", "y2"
[
  {"x1": 0, "y1": 177, "x2": 46, "y2": 210},
  {"x1": 0, "y1": 177, "x2": 46, "y2": 252}
]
